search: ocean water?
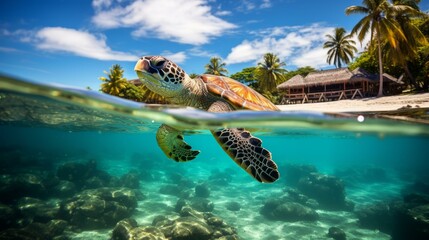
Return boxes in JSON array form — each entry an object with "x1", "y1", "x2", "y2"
[{"x1": 1, "y1": 74, "x2": 429, "y2": 240}]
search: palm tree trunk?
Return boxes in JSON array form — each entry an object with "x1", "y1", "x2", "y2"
[
  {"x1": 402, "y1": 62, "x2": 416, "y2": 89},
  {"x1": 377, "y1": 24, "x2": 384, "y2": 97}
]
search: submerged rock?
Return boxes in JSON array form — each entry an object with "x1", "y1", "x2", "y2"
[
  {"x1": 191, "y1": 197, "x2": 214, "y2": 212},
  {"x1": 17, "y1": 197, "x2": 59, "y2": 223},
  {"x1": 327, "y1": 226, "x2": 346, "y2": 240},
  {"x1": 59, "y1": 187, "x2": 141, "y2": 229},
  {"x1": 176, "y1": 197, "x2": 215, "y2": 213},
  {"x1": 0, "y1": 174, "x2": 47, "y2": 202},
  {"x1": 297, "y1": 173, "x2": 353, "y2": 211},
  {"x1": 0, "y1": 219, "x2": 67, "y2": 240},
  {"x1": 159, "y1": 184, "x2": 191, "y2": 199},
  {"x1": 225, "y1": 201, "x2": 241, "y2": 212},
  {"x1": 356, "y1": 197, "x2": 429, "y2": 240},
  {"x1": 56, "y1": 159, "x2": 115, "y2": 190},
  {"x1": 260, "y1": 199, "x2": 319, "y2": 222},
  {"x1": 195, "y1": 183, "x2": 211, "y2": 198},
  {"x1": 283, "y1": 164, "x2": 318, "y2": 186},
  {"x1": 0, "y1": 203, "x2": 15, "y2": 230},
  {"x1": 159, "y1": 211, "x2": 238, "y2": 240},
  {"x1": 53, "y1": 180, "x2": 77, "y2": 198},
  {"x1": 113, "y1": 218, "x2": 167, "y2": 240},
  {"x1": 119, "y1": 171, "x2": 140, "y2": 189}
]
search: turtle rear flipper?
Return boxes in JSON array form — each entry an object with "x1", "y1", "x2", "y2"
[
  {"x1": 212, "y1": 128, "x2": 279, "y2": 183},
  {"x1": 156, "y1": 124, "x2": 200, "y2": 162}
]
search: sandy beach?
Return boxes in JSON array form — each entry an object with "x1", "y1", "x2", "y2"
[{"x1": 277, "y1": 93, "x2": 429, "y2": 113}]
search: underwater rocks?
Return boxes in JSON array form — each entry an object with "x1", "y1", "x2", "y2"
[
  {"x1": 59, "y1": 187, "x2": 143, "y2": 230},
  {"x1": 327, "y1": 226, "x2": 346, "y2": 240},
  {"x1": 0, "y1": 203, "x2": 15, "y2": 230},
  {"x1": 0, "y1": 219, "x2": 68, "y2": 240},
  {"x1": 159, "y1": 184, "x2": 192, "y2": 199},
  {"x1": 260, "y1": 199, "x2": 319, "y2": 222},
  {"x1": 0, "y1": 173, "x2": 47, "y2": 203},
  {"x1": 176, "y1": 197, "x2": 215, "y2": 213},
  {"x1": 112, "y1": 207, "x2": 238, "y2": 240},
  {"x1": 356, "y1": 194, "x2": 429, "y2": 240},
  {"x1": 297, "y1": 173, "x2": 354, "y2": 211},
  {"x1": 17, "y1": 197, "x2": 60, "y2": 223},
  {"x1": 282, "y1": 164, "x2": 318, "y2": 186},
  {"x1": 113, "y1": 218, "x2": 167, "y2": 240},
  {"x1": 225, "y1": 201, "x2": 241, "y2": 212},
  {"x1": 195, "y1": 183, "x2": 211, "y2": 198},
  {"x1": 334, "y1": 166, "x2": 388, "y2": 185}
]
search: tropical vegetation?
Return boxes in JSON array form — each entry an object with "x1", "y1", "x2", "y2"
[
  {"x1": 100, "y1": 0, "x2": 428, "y2": 104},
  {"x1": 99, "y1": 64, "x2": 167, "y2": 103},
  {"x1": 100, "y1": 64, "x2": 128, "y2": 96},
  {"x1": 323, "y1": 27, "x2": 358, "y2": 68},
  {"x1": 204, "y1": 57, "x2": 228, "y2": 76},
  {"x1": 345, "y1": 0, "x2": 427, "y2": 96},
  {"x1": 255, "y1": 53, "x2": 287, "y2": 93}
]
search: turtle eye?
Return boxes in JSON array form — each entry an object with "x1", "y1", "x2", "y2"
[{"x1": 154, "y1": 60, "x2": 166, "y2": 68}]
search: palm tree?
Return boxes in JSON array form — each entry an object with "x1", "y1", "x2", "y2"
[
  {"x1": 255, "y1": 53, "x2": 287, "y2": 92},
  {"x1": 346, "y1": 0, "x2": 408, "y2": 97},
  {"x1": 323, "y1": 27, "x2": 358, "y2": 68},
  {"x1": 204, "y1": 57, "x2": 228, "y2": 76},
  {"x1": 382, "y1": 0, "x2": 427, "y2": 88},
  {"x1": 100, "y1": 64, "x2": 128, "y2": 96}
]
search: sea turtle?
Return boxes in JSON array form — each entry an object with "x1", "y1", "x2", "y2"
[{"x1": 134, "y1": 56, "x2": 280, "y2": 183}]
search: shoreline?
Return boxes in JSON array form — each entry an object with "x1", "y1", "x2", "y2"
[{"x1": 277, "y1": 93, "x2": 429, "y2": 113}]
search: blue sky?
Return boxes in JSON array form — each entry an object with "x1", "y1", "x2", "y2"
[{"x1": 1, "y1": 0, "x2": 428, "y2": 90}]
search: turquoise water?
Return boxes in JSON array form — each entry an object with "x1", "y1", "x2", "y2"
[{"x1": 1, "y1": 75, "x2": 429, "y2": 239}]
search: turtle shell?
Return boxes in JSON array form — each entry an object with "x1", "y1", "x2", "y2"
[{"x1": 200, "y1": 74, "x2": 279, "y2": 111}]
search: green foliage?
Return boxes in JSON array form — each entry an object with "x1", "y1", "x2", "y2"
[
  {"x1": 99, "y1": 64, "x2": 168, "y2": 103},
  {"x1": 205, "y1": 57, "x2": 228, "y2": 76},
  {"x1": 230, "y1": 67, "x2": 257, "y2": 86},
  {"x1": 323, "y1": 27, "x2": 357, "y2": 68},
  {"x1": 188, "y1": 73, "x2": 199, "y2": 79},
  {"x1": 255, "y1": 53, "x2": 287, "y2": 92},
  {"x1": 284, "y1": 66, "x2": 316, "y2": 80},
  {"x1": 99, "y1": 64, "x2": 128, "y2": 96},
  {"x1": 345, "y1": 0, "x2": 426, "y2": 95}
]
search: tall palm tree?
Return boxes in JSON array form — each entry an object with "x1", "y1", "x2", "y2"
[
  {"x1": 346, "y1": 0, "x2": 408, "y2": 97},
  {"x1": 323, "y1": 27, "x2": 358, "y2": 68},
  {"x1": 204, "y1": 57, "x2": 228, "y2": 76},
  {"x1": 100, "y1": 64, "x2": 128, "y2": 96},
  {"x1": 383, "y1": 0, "x2": 427, "y2": 88},
  {"x1": 255, "y1": 53, "x2": 287, "y2": 92}
]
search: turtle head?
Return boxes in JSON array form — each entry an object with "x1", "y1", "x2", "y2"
[{"x1": 134, "y1": 56, "x2": 188, "y2": 97}]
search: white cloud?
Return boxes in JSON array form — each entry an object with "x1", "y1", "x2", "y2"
[
  {"x1": 189, "y1": 47, "x2": 215, "y2": 57},
  {"x1": 92, "y1": 0, "x2": 113, "y2": 10},
  {"x1": 291, "y1": 48, "x2": 328, "y2": 69},
  {"x1": 162, "y1": 51, "x2": 187, "y2": 63},
  {"x1": 260, "y1": 0, "x2": 271, "y2": 8},
  {"x1": 34, "y1": 27, "x2": 137, "y2": 61},
  {"x1": 225, "y1": 24, "x2": 335, "y2": 68},
  {"x1": 92, "y1": 0, "x2": 237, "y2": 45},
  {"x1": 0, "y1": 47, "x2": 21, "y2": 53}
]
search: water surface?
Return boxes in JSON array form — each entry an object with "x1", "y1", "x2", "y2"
[{"x1": 1, "y1": 75, "x2": 428, "y2": 239}]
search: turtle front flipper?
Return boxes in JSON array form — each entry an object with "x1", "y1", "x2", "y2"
[
  {"x1": 156, "y1": 124, "x2": 200, "y2": 162},
  {"x1": 212, "y1": 128, "x2": 279, "y2": 183}
]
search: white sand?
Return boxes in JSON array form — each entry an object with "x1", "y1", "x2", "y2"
[{"x1": 277, "y1": 93, "x2": 429, "y2": 113}]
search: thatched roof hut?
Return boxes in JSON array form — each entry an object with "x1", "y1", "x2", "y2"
[
  {"x1": 277, "y1": 67, "x2": 402, "y2": 90},
  {"x1": 277, "y1": 74, "x2": 305, "y2": 89}
]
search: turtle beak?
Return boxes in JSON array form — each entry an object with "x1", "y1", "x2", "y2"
[{"x1": 134, "y1": 58, "x2": 149, "y2": 74}]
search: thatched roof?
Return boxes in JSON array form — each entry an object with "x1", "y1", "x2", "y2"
[
  {"x1": 277, "y1": 74, "x2": 304, "y2": 89},
  {"x1": 304, "y1": 68, "x2": 354, "y2": 86},
  {"x1": 277, "y1": 67, "x2": 402, "y2": 90}
]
